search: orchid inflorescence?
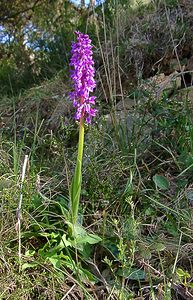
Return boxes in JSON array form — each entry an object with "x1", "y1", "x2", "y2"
[
  {"x1": 70, "y1": 31, "x2": 96, "y2": 124},
  {"x1": 69, "y1": 31, "x2": 97, "y2": 225}
]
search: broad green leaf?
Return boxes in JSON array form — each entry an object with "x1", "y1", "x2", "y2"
[
  {"x1": 67, "y1": 223, "x2": 101, "y2": 246},
  {"x1": 78, "y1": 266, "x2": 97, "y2": 283},
  {"x1": 176, "y1": 268, "x2": 186, "y2": 277},
  {"x1": 25, "y1": 249, "x2": 35, "y2": 257},
  {"x1": 183, "y1": 271, "x2": 191, "y2": 278},
  {"x1": 76, "y1": 233, "x2": 102, "y2": 245},
  {"x1": 73, "y1": 223, "x2": 87, "y2": 236},
  {"x1": 153, "y1": 174, "x2": 170, "y2": 190},
  {"x1": 128, "y1": 268, "x2": 146, "y2": 280},
  {"x1": 61, "y1": 234, "x2": 72, "y2": 247},
  {"x1": 102, "y1": 240, "x2": 119, "y2": 258},
  {"x1": 22, "y1": 262, "x2": 38, "y2": 271},
  {"x1": 150, "y1": 242, "x2": 166, "y2": 252},
  {"x1": 117, "y1": 268, "x2": 146, "y2": 280},
  {"x1": 70, "y1": 159, "x2": 82, "y2": 222},
  {"x1": 38, "y1": 232, "x2": 59, "y2": 239},
  {"x1": 67, "y1": 222, "x2": 86, "y2": 238},
  {"x1": 138, "y1": 243, "x2": 152, "y2": 260},
  {"x1": 48, "y1": 256, "x2": 61, "y2": 269}
]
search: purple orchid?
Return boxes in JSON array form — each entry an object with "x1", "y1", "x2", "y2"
[{"x1": 70, "y1": 31, "x2": 96, "y2": 124}]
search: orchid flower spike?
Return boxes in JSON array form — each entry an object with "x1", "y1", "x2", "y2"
[{"x1": 70, "y1": 31, "x2": 96, "y2": 124}]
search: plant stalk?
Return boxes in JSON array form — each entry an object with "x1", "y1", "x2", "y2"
[{"x1": 71, "y1": 117, "x2": 84, "y2": 224}]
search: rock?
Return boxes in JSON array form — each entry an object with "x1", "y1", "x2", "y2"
[
  {"x1": 103, "y1": 101, "x2": 152, "y2": 146},
  {"x1": 115, "y1": 98, "x2": 136, "y2": 111},
  {"x1": 140, "y1": 71, "x2": 181, "y2": 101},
  {"x1": 176, "y1": 86, "x2": 193, "y2": 108},
  {"x1": 154, "y1": 72, "x2": 181, "y2": 99},
  {"x1": 169, "y1": 58, "x2": 184, "y2": 73}
]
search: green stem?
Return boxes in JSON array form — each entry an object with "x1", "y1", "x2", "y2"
[
  {"x1": 77, "y1": 118, "x2": 85, "y2": 166},
  {"x1": 71, "y1": 117, "x2": 85, "y2": 224}
]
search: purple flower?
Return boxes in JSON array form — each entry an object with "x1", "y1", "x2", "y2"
[{"x1": 70, "y1": 31, "x2": 96, "y2": 124}]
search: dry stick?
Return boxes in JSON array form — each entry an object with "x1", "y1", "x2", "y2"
[
  {"x1": 116, "y1": 7, "x2": 130, "y2": 145},
  {"x1": 16, "y1": 155, "x2": 29, "y2": 268},
  {"x1": 102, "y1": 3, "x2": 113, "y2": 100},
  {"x1": 94, "y1": 4, "x2": 114, "y2": 117},
  {"x1": 61, "y1": 284, "x2": 76, "y2": 300},
  {"x1": 164, "y1": 0, "x2": 186, "y2": 88}
]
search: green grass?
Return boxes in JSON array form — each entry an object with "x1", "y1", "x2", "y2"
[{"x1": 0, "y1": 81, "x2": 193, "y2": 299}]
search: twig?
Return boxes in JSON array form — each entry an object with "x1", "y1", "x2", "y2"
[
  {"x1": 61, "y1": 284, "x2": 76, "y2": 300},
  {"x1": 138, "y1": 259, "x2": 164, "y2": 278},
  {"x1": 164, "y1": 0, "x2": 186, "y2": 87},
  {"x1": 16, "y1": 155, "x2": 29, "y2": 268},
  {"x1": 172, "y1": 231, "x2": 183, "y2": 275}
]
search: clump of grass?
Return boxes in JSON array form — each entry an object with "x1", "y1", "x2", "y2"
[{"x1": 1, "y1": 87, "x2": 193, "y2": 299}]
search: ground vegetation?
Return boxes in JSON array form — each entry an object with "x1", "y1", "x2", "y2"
[{"x1": 0, "y1": 0, "x2": 193, "y2": 299}]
